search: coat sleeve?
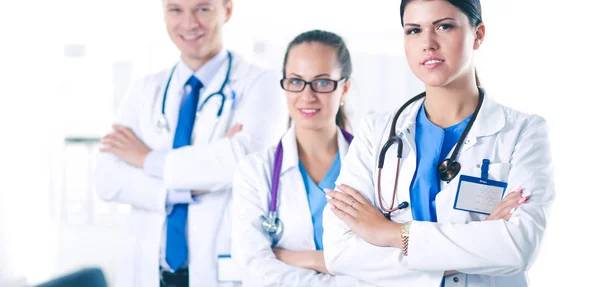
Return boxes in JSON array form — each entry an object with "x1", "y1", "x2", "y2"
[
  {"x1": 406, "y1": 115, "x2": 555, "y2": 276},
  {"x1": 163, "y1": 70, "x2": 288, "y2": 191},
  {"x1": 231, "y1": 156, "x2": 353, "y2": 286},
  {"x1": 95, "y1": 77, "x2": 168, "y2": 213},
  {"x1": 322, "y1": 114, "x2": 443, "y2": 285}
]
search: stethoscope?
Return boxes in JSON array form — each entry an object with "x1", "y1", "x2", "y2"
[
  {"x1": 377, "y1": 87, "x2": 484, "y2": 219},
  {"x1": 156, "y1": 51, "x2": 235, "y2": 137},
  {"x1": 261, "y1": 129, "x2": 354, "y2": 244}
]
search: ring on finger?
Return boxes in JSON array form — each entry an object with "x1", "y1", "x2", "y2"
[{"x1": 350, "y1": 200, "x2": 356, "y2": 207}]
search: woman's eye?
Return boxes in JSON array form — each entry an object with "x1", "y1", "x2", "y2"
[
  {"x1": 437, "y1": 24, "x2": 454, "y2": 31},
  {"x1": 406, "y1": 28, "x2": 421, "y2": 35},
  {"x1": 290, "y1": 79, "x2": 303, "y2": 85},
  {"x1": 316, "y1": 80, "x2": 331, "y2": 87}
]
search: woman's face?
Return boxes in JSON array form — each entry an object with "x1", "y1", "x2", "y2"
[
  {"x1": 283, "y1": 42, "x2": 350, "y2": 131},
  {"x1": 403, "y1": 0, "x2": 484, "y2": 87}
]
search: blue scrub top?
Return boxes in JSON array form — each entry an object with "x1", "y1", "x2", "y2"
[
  {"x1": 410, "y1": 104, "x2": 472, "y2": 222},
  {"x1": 298, "y1": 152, "x2": 341, "y2": 250}
]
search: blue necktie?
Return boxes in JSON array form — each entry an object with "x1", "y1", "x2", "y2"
[{"x1": 166, "y1": 75, "x2": 203, "y2": 271}]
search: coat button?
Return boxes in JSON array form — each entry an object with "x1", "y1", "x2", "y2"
[
  {"x1": 453, "y1": 277, "x2": 459, "y2": 283},
  {"x1": 407, "y1": 128, "x2": 411, "y2": 134}
]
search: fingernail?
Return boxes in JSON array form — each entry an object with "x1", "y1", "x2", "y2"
[
  {"x1": 326, "y1": 195, "x2": 333, "y2": 200},
  {"x1": 518, "y1": 197, "x2": 527, "y2": 204},
  {"x1": 324, "y1": 188, "x2": 332, "y2": 194}
]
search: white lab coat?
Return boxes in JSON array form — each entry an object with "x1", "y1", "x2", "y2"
[
  {"x1": 231, "y1": 126, "x2": 359, "y2": 286},
  {"x1": 322, "y1": 93, "x2": 555, "y2": 287},
  {"x1": 95, "y1": 52, "x2": 288, "y2": 287}
]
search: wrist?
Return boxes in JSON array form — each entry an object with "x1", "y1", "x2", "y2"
[
  {"x1": 138, "y1": 149, "x2": 151, "y2": 169},
  {"x1": 387, "y1": 221, "x2": 406, "y2": 249}
]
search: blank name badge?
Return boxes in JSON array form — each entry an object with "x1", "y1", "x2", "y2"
[{"x1": 453, "y1": 175, "x2": 508, "y2": 215}]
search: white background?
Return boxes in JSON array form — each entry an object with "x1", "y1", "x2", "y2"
[{"x1": 0, "y1": 0, "x2": 598, "y2": 286}]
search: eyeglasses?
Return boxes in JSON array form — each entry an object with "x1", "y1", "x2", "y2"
[{"x1": 280, "y1": 77, "x2": 347, "y2": 93}]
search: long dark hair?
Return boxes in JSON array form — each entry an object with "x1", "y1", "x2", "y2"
[
  {"x1": 400, "y1": 0, "x2": 483, "y2": 86},
  {"x1": 282, "y1": 30, "x2": 352, "y2": 130}
]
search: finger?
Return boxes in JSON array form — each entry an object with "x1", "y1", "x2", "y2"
[
  {"x1": 231, "y1": 123, "x2": 243, "y2": 132},
  {"x1": 101, "y1": 137, "x2": 124, "y2": 149},
  {"x1": 325, "y1": 188, "x2": 363, "y2": 209},
  {"x1": 225, "y1": 124, "x2": 243, "y2": 138},
  {"x1": 327, "y1": 198, "x2": 359, "y2": 218},
  {"x1": 118, "y1": 127, "x2": 138, "y2": 142},
  {"x1": 502, "y1": 188, "x2": 524, "y2": 202},
  {"x1": 113, "y1": 124, "x2": 136, "y2": 141},
  {"x1": 337, "y1": 184, "x2": 369, "y2": 205},
  {"x1": 517, "y1": 195, "x2": 531, "y2": 205},
  {"x1": 495, "y1": 189, "x2": 525, "y2": 210},
  {"x1": 99, "y1": 145, "x2": 116, "y2": 153},
  {"x1": 331, "y1": 204, "x2": 357, "y2": 225}
]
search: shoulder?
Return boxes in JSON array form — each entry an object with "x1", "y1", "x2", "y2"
[
  {"x1": 501, "y1": 104, "x2": 548, "y2": 133},
  {"x1": 230, "y1": 52, "x2": 280, "y2": 91},
  {"x1": 235, "y1": 143, "x2": 278, "y2": 178},
  {"x1": 126, "y1": 68, "x2": 171, "y2": 99},
  {"x1": 355, "y1": 110, "x2": 397, "y2": 142}
]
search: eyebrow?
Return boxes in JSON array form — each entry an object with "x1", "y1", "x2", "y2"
[
  {"x1": 288, "y1": 73, "x2": 332, "y2": 79},
  {"x1": 405, "y1": 17, "x2": 457, "y2": 27}
]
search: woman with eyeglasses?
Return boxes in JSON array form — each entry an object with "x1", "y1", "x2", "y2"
[{"x1": 230, "y1": 30, "x2": 358, "y2": 286}]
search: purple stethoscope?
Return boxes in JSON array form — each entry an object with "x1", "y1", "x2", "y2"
[{"x1": 260, "y1": 129, "x2": 354, "y2": 243}]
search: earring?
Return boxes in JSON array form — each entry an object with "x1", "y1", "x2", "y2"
[{"x1": 340, "y1": 101, "x2": 345, "y2": 107}]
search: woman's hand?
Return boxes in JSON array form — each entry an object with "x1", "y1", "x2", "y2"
[
  {"x1": 272, "y1": 248, "x2": 329, "y2": 274},
  {"x1": 444, "y1": 188, "x2": 530, "y2": 276},
  {"x1": 487, "y1": 188, "x2": 529, "y2": 221},
  {"x1": 326, "y1": 185, "x2": 402, "y2": 248}
]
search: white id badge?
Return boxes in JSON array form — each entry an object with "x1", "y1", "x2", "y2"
[
  {"x1": 454, "y1": 175, "x2": 508, "y2": 215},
  {"x1": 217, "y1": 255, "x2": 242, "y2": 282}
]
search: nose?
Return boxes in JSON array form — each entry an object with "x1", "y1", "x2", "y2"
[
  {"x1": 182, "y1": 10, "x2": 200, "y2": 30},
  {"x1": 421, "y1": 30, "x2": 439, "y2": 52},
  {"x1": 300, "y1": 85, "x2": 318, "y2": 102}
]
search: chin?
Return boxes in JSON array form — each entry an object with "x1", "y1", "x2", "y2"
[
  {"x1": 418, "y1": 74, "x2": 453, "y2": 88},
  {"x1": 294, "y1": 119, "x2": 328, "y2": 131}
]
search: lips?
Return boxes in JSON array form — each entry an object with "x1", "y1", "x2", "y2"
[
  {"x1": 180, "y1": 34, "x2": 204, "y2": 42},
  {"x1": 420, "y1": 55, "x2": 446, "y2": 70},
  {"x1": 421, "y1": 55, "x2": 445, "y2": 64},
  {"x1": 298, "y1": 108, "x2": 320, "y2": 117}
]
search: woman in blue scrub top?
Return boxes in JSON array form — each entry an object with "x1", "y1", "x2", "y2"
[
  {"x1": 323, "y1": 0, "x2": 554, "y2": 286},
  {"x1": 231, "y1": 30, "x2": 357, "y2": 286}
]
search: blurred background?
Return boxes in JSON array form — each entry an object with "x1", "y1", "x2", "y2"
[{"x1": 0, "y1": 0, "x2": 598, "y2": 286}]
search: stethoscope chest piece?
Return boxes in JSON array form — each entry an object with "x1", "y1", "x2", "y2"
[
  {"x1": 260, "y1": 211, "x2": 283, "y2": 243},
  {"x1": 438, "y1": 158, "x2": 462, "y2": 182},
  {"x1": 156, "y1": 115, "x2": 170, "y2": 134}
]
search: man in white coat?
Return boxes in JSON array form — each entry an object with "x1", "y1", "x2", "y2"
[{"x1": 95, "y1": 0, "x2": 287, "y2": 286}]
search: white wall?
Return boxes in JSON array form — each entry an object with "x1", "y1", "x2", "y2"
[{"x1": 1, "y1": 0, "x2": 598, "y2": 286}]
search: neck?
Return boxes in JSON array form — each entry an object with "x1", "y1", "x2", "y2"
[
  {"x1": 296, "y1": 124, "x2": 339, "y2": 159},
  {"x1": 181, "y1": 47, "x2": 222, "y2": 71},
  {"x1": 423, "y1": 75, "x2": 479, "y2": 128}
]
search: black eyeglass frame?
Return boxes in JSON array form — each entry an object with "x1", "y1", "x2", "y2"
[{"x1": 279, "y1": 77, "x2": 348, "y2": 93}]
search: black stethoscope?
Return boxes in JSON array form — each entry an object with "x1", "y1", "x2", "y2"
[
  {"x1": 377, "y1": 87, "x2": 484, "y2": 218},
  {"x1": 156, "y1": 51, "x2": 234, "y2": 135}
]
